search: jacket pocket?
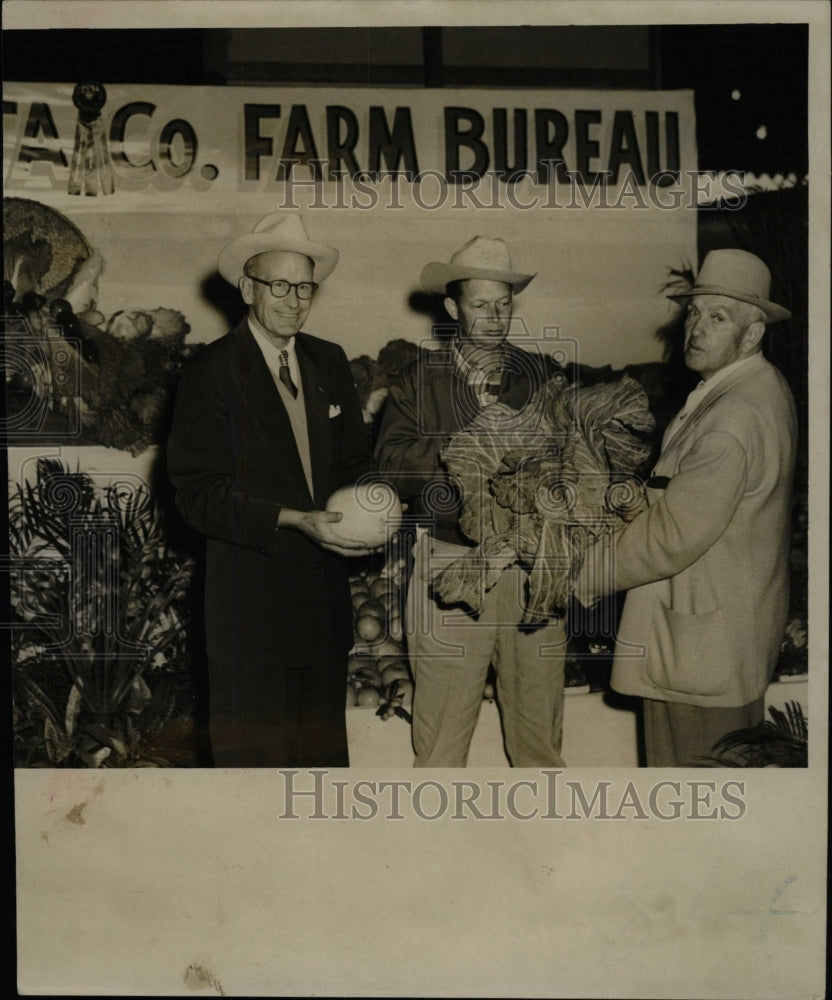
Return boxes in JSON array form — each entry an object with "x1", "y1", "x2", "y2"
[{"x1": 647, "y1": 605, "x2": 731, "y2": 697}]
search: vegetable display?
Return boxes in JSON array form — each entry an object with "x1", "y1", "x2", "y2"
[
  {"x1": 346, "y1": 549, "x2": 414, "y2": 721},
  {"x1": 4, "y1": 197, "x2": 198, "y2": 455}
]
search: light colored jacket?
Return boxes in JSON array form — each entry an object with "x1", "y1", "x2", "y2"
[{"x1": 579, "y1": 353, "x2": 796, "y2": 707}]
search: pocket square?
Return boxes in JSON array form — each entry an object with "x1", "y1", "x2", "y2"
[{"x1": 328, "y1": 404, "x2": 342, "y2": 418}]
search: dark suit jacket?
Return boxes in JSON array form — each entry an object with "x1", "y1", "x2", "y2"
[
  {"x1": 168, "y1": 320, "x2": 370, "y2": 668},
  {"x1": 374, "y1": 342, "x2": 558, "y2": 545}
]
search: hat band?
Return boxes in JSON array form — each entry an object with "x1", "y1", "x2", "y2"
[{"x1": 688, "y1": 283, "x2": 766, "y2": 302}]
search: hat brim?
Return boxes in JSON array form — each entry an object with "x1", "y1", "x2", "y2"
[
  {"x1": 668, "y1": 285, "x2": 791, "y2": 324},
  {"x1": 420, "y1": 261, "x2": 535, "y2": 295},
  {"x1": 218, "y1": 233, "x2": 339, "y2": 286}
]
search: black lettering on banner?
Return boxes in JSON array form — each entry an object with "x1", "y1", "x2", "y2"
[
  {"x1": 109, "y1": 101, "x2": 156, "y2": 178},
  {"x1": 278, "y1": 104, "x2": 322, "y2": 180},
  {"x1": 607, "y1": 110, "x2": 645, "y2": 185},
  {"x1": 444, "y1": 106, "x2": 489, "y2": 181},
  {"x1": 326, "y1": 105, "x2": 361, "y2": 179},
  {"x1": 664, "y1": 111, "x2": 681, "y2": 182},
  {"x1": 18, "y1": 102, "x2": 68, "y2": 167},
  {"x1": 645, "y1": 110, "x2": 661, "y2": 181},
  {"x1": 574, "y1": 109, "x2": 602, "y2": 183},
  {"x1": 535, "y1": 108, "x2": 569, "y2": 183},
  {"x1": 244, "y1": 103, "x2": 280, "y2": 181},
  {"x1": 493, "y1": 108, "x2": 527, "y2": 181},
  {"x1": 367, "y1": 106, "x2": 419, "y2": 180},
  {"x1": 157, "y1": 118, "x2": 197, "y2": 178}
]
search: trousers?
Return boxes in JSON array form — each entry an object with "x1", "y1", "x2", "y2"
[
  {"x1": 642, "y1": 696, "x2": 765, "y2": 766},
  {"x1": 207, "y1": 653, "x2": 349, "y2": 768},
  {"x1": 406, "y1": 533, "x2": 567, "y2": 767}
]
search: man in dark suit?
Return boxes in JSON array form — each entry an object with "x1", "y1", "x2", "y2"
[
  {"x1": 168, "y1": 213, "x2": 373, "y2": 767},
  {"x1": 374, "y1": 236, "x2": 568, "y2": 767}
]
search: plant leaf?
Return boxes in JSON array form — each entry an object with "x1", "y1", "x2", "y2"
[{"x1": 65, "y1": 684, "x2": 83, "y2": 737}]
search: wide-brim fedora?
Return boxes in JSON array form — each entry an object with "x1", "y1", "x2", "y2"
[
  {"x1": 218, "y1": 213, "x2": 339, "y2": 286},
  {"x1": 667, "y1": 248, "x2": 791, "y2": 323},
  {"x1": 420, "y1": 236, "x2": 535, "y2": 294}
]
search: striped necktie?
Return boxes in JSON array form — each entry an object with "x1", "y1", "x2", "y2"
[{"x1": 278, "y1": 349, "x2": 298, "y2": 398}]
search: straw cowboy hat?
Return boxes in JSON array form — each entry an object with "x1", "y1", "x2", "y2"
[
  {"x1": 218, "y1": 213, "x2": 339, "y2": 286},
  {"x1": 420, "y1": 236, "x2": 535, "y2": 294},
  {"x1": 668, "y1": 248, "x2": 791, "y2": 323}
]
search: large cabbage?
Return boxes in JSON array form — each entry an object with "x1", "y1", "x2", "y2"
[{"x1": 433, "y1": 374, "x2": 654, "y2": 625}]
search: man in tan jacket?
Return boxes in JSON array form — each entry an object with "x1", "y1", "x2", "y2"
[{"x1": 576, "y1": 249, "x2": 797, "y2": 766}]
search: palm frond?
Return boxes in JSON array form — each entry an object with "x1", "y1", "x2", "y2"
[{"x1": 698, "y1": 701, "x2": 808, "y2": 767}]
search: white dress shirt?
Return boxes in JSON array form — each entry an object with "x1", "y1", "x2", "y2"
[{"x1": 248, "y1": 320, "x2": 300, "y2": 387}]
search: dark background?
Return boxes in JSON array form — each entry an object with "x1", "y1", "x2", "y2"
[{"x1": 4, "y1": 24, "x2": 808, "y2": 176}]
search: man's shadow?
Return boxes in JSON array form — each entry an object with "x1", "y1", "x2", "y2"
[
  {"x1": 407, "y1": 290, "x2": 455, "y2": 343},
  {"x1": 144, "y1": 269, "x2": 242, "y2": 766},
  {"x1": 201, "y1": 272, "x2": 245, "y2": 331}
]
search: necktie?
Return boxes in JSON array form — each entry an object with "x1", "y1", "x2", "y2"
[{"x1": 278, "y1": 349, "x2": 298, "y2": 398}]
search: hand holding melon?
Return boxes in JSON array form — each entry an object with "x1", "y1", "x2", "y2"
[
  {"x1": 279, "y1": 507, "x2": 371, "y2": 554},
  {"x1": 324, "y1": 480, "x2": 402, "y2": 551}
]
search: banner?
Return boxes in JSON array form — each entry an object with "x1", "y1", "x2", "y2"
[{"x1": 4, "y1": 83, "x2": 697, "y2": 366}]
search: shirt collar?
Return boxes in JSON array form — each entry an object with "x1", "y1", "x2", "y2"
[
  {"x1": 248, "y1": 316, "x2": 296, "y2": 355},
  {"x1": 696, "y1": 351, "x2": 762, "y2": 398},
  {"x1": 451, "y1": 341, "x2": 507, "y2": 387},
  {"x1": 248, "y1": 319, "x2": 298, "y2": 380}
]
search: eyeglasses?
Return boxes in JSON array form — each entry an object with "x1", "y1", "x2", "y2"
[{"x1": 245, "y1": 274, "x2": 318, "y2": 300}]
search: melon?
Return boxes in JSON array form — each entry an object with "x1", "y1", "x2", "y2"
[{"x1": 325, "y1": 481, "x2": 402, "y2": 547}]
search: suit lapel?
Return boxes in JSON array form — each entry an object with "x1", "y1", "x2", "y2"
[
  {"x1": 296, "y1": 333, "x2": 331, "y2": 507},
  {"x1": 659, "y1": 354, "x2": 767, "y2": 461},
  {"x1": 233, "y1": 322, "x2": 313, "y2": 504}
]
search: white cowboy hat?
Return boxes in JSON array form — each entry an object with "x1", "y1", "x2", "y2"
[
  {"x1": 218, "y1": 213, "x2": 339, "y2": 286},
  {"x1": 420, "y1": 236, "x2": 535, "y2": 294},
  {"x1": 667, "y1": 248, "x2": 791, "y2": 323}
]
